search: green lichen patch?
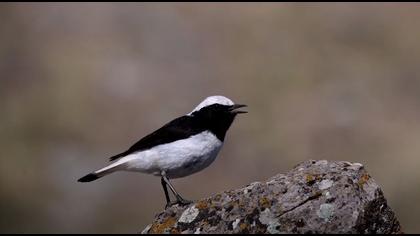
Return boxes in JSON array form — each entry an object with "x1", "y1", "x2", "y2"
[
  {"x1": 317, "y1": 203, "x2": 335, "y2": 222},
  {"x1": 306, "y1": 174, "x2": 321, "y2": 186},
  {"x1": 259, "y1": 197, "x2": 271, "y2": 209},
  {"x1": 358, "y1": 173, "x2": 370, "y2": 187}
]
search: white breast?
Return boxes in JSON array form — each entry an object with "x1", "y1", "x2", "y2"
[{"x1": 120, "y1": 131, "x2": 223, "y2": 178}]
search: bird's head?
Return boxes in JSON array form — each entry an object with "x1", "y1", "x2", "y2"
[
  {"x1": 188, "y1": 96, "x2": 247, "y2": 140},
  {"x1": 188, "y1": 95, "x2": 247, "y2": 117}
]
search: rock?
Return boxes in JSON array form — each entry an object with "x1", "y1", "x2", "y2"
[{"x1": 142, "y1": 160, "x2": 402, "y2": 234}]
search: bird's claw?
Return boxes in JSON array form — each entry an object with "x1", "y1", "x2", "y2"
[
  {"x1": 177, "y1": 198, "x2": 193, "y2": 205},
  {"x1": 165, "y1": 198, "x2": 193, "y2": 209}
]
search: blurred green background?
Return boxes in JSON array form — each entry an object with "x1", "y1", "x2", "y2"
[{"x1": 1, "y1": 3, "x2": 420, "y2": 233}]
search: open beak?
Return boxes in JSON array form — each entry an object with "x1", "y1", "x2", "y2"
[{"x1": 229, "y1": 104, "x2": 248, "y2": 114}]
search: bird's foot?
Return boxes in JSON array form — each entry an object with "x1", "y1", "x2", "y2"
[
  {"x1": 176, "y1": 198, "x2": 193, "y2": 206},
  {"x1": 165, "y1": 198, "x2": 193, "y2": 209}
]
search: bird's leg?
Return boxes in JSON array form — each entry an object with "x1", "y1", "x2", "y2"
[
  {"x1": 161, "y1": 176, "x2": 171, "y2": 207},
  {"x1": 161, "y1": 172, "x2": 193, "y2": 207}
]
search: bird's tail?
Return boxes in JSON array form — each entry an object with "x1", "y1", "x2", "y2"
[
  {"x1": 78, "y1": 173, "x2": 100, "y2": 182},
  {"x1": 78, "y1": 161, "x2": 121, "y2": 182}
]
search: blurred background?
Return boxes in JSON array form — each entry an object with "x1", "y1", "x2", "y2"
[{"x1": 1, "y1": 2, "x2": 420, "y2": 233}]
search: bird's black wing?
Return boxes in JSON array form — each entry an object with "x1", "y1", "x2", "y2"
[{"x1": 109, "y1": 115, "x2": 206, "y2": 161}]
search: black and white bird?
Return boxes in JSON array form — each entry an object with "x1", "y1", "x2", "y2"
[{"x1": 78, "y1": 95, "x2": 247, "y2": 207}]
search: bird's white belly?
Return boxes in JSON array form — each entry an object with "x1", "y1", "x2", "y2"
[{"x1": 121, "y1": 131, "x2": 223, "y2": 178}]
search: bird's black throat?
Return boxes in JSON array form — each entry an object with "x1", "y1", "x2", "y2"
[{"x1": 191, "y1": 104, "x2": 237, "y2": 142}]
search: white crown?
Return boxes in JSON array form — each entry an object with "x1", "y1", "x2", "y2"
[{"x1": 188, "y1": 95, "x2": 234, "y2": 115}]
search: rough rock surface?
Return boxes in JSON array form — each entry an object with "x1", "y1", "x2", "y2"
[{"x1": 142, "y1": 160, "x2": 402, "y2": 234}]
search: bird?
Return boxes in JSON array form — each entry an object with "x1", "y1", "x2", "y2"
[{"x1": 78, "y1": 95, "x2": 247, "y2": 208}]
